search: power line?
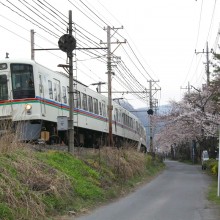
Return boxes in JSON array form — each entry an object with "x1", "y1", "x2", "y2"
[
  {"x1": 195, "y1": 0, "x2": 204, "y2": 49},
  {"x1": 1, "y1": 0, "x2": 59, "y2": 37},
  {"x1": 206, "y1": 0, "x2": 217, "y2": 42},
  {"x1": 68, "y1": 0, "x2": 104, "y2": 29},
  {"x1": 18, "y1": 0, "x2": 66, "y2": 34},
  {"x1": 78, "y1": 0, "x2": 109, "y2": 27}
]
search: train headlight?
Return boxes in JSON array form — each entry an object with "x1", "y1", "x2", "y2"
[{"x1": 25, "y1": 104, "x2": 32, "y2": 110}]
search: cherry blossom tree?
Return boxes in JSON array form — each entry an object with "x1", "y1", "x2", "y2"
[{"x1": 155, "y1": 54, "x2": 220, "y2": 160}]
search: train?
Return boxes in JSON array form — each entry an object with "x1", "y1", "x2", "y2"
[{"x1": 0, "y1": 58, "x2": 146, "y2": 149}]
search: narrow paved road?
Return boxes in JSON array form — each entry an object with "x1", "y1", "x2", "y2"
[{"x1": 75, "y1": 160, "x2": 220, "y2": 220}]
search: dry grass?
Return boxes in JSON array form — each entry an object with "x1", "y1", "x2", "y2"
[
  {"x1": 0, "y1": 130, "x2": 74, "y2": 220},
  {"x1": 80, "y1": 147, "x2": 146, "y2": 181}
]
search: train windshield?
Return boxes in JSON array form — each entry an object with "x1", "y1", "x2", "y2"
[
  {"x1": 11, "y1": 64, "x2": 35, "y2": 99},
  {"x1": 0, "y1": 75, "x2": 8, "y2": 100}
]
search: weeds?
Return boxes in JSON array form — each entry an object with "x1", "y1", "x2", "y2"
[
  {"x1": 0, "y1": 129, "x2": 164, "y2": 219},
  {"x1": 0, "y1": 143, "x2": 74, "y2": 219}
]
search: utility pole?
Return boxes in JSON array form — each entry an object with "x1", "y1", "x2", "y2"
[
  {"x1": 101, "y1": 25, "x2": 126, "y2": 147},
  {"x1": 58, "y1": 11, "x2": 76, "y2": 153},
  {"x1": 218, "y1": 125, "x2": 220, "y2": 196},
  {"x1": 30, "y1": 29, "x2": 35, "y2": 60},
  {"x1": 206, "y1": 42, "x2": 210, "y2": 85},
  {"x1": 195, "y1": 42, "x2": 213, "y2": 86},
  {"x1": 68, "y1": 10, "x2": 75, "y2": 153},
  {"x1": 181, "y1": 82, "x2": 191, "y2": 94},
  {"x1": 90, "y1": 82, "x2": 106, "y2": 93},
  {"x1": 147, "y1": 80, "x2": 160, "y2": 153},
  {"x1": 107, "y1": 26, "x2": 113, "y2": 147}
]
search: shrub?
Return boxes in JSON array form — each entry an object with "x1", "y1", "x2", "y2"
[{"x1": 206, "y1": 159, "x2": 218, "y2": 176}]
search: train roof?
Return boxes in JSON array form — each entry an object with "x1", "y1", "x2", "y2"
[{"x1": 0, "y1": 58, "x2": 88, "y2": 87}]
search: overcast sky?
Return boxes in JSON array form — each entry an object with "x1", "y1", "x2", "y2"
[{"x1": 0, "y1": 0, "x2": 220, "y2": 108}]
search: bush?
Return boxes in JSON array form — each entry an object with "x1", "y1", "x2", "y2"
[{"x1": 205, "y1": 159, "x2": 218, "y2": 176}]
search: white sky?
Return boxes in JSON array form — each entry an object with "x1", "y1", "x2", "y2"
[{"x1": 0, "y1": 0, "x2": 220, "y2": 108}]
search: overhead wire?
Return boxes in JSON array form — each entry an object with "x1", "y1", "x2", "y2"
[
  {"x1": 182, "y1": 0, "x2": 206, "y2": 87},
  {"x1": 1, "y1": 0, "x2": 59, "y2": 37},
  {"x1": 0, "y1": 22, "x2": 65, "y2": 60},
  {"x1": 195, "y1": 0, "x2": 204, "y2": 50},
  {"x1": 18, "y1": 0, "x2": 66, "y2": 34},
  {"x1": 67, "y1": 0, "x2": 104, "y2": 30},
  {"x1": 78, "y1": 0, "x2": 109, "y2": 27},
  {"x1": 0, "y1": 1, "x2": 103, "y2": 63},
  {"x1": 0, "y1": 0, "x2": 109, "y2": 87},
  {"x1": 1, "y1": 0, "x2": 156, "y2": 107},
  {"x1": 206, "y1": 0, "x2": 217, "y2": 43},
  {"x1": 32, "y1": 0, "x2": 67, "y2": 26}
]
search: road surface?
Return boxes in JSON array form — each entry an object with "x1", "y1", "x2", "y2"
[{"x1": 75, "y1": 160, "x2": 220, "y2": 220}]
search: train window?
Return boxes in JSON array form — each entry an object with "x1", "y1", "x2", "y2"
[
  {"x1": 62, "y1": 86, "x2": 67, "y2": 104},
  {"x1": 53, "y1": 80, "x2": 60, "y2": 102},
  {"x1": 39, "y1": 75, "x2": 43, "y2": 93},
  {"x1": 82, "y1": 93, "x2": 87, "y2": 111},
  {"x1": 99, "y1": 102, "x2": 102, "y2": 115},
  {"x1": 102, "y1": 103, "x2": 106, "y2": 117},
  {"x1": 118, "y1": 111, "x2": 121, "y2": 123},
  {"x1": 53, "y1": 83, "x2": 57, "y2": 101},
  {"x1": 74, "y1": 90, "x2": 81, "y2": 108},
  {"x1": 88, "y1": 96, "x2": 93, "y2": 113},
  {"x1": 11, "y1": 64, "x2": 35, "y2": 99},
  {"x1": 0, "y1": 75, "x2": 8, "y2": 100},
  {"x1": 0, "y1": 63, "x2": 7, "y2": 70},
  {"x1": 115, "y1": 108, "x2": 119, "y2": 122},
  {"x1": 122, "y1": 113, "x2": 124, "y2": 124},
  {"x1": 48, "y1": 80, "x2": 53, "y2": 99},
  {"x1": 67, "y1": 86, "x2": 69, "y2": 105},
  {"x1": 93, "y1": 98, "x2": 98, "y2": 114}
]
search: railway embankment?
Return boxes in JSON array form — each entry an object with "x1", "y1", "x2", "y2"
[{"x1": 0, "y1": 136, "x2": 164, "y2": 220}]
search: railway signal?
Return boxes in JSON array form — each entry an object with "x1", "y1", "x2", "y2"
[{"x1": 58, "y1": 10, "x2": 76, "y2": 153}]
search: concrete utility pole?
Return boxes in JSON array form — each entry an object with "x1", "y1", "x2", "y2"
[
  {"x1": 206, "y1": 42, "x2": 210, "y2": 85},
  {"x1": 68, "y1": 10, "x2": 75, "y2": 153},
  {"x1": 181, "y1": 82, "x2": 191, "y2": 94},
  {"x1": 30, "y1": 29, "x2": 35, "y2": 60},
  {"x1": 58, "y1": 11, "x2": 76, "y2": 153},
  {"x1": 195, "y1": 42, "x2": 213, "y2": 86},
  {"x1": 148, "y1": 80, "x2": 160, "y2": 153},
  {"x1": 101, "y1": 25, "x2": 126, "y2": 147},
  {"x1": 107, "y1": 26, "x2": 113, "y2": 147},
  {"x1": 218, "y1": 126, "x2": 220, "y2": 196},
  {"x1": 91, "y1": 82, "x2": 106, "y2": 93}
]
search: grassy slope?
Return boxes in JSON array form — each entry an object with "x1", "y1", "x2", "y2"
[{"x1": 0, "y1": 147, "x2": 165, "y2": 220}]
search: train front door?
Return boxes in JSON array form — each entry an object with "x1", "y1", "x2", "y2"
[{"x1": 39, "y1": 74, "x2": 46, "y2": 116}]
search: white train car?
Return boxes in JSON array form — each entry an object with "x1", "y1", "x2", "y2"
[{"x1": 0, "y1": 59, "x2": 146, "y2": 148}]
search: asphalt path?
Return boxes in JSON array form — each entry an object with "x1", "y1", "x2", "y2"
[{"x1": 75, "y1": 160, "x2": 220, "y2": 220}]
